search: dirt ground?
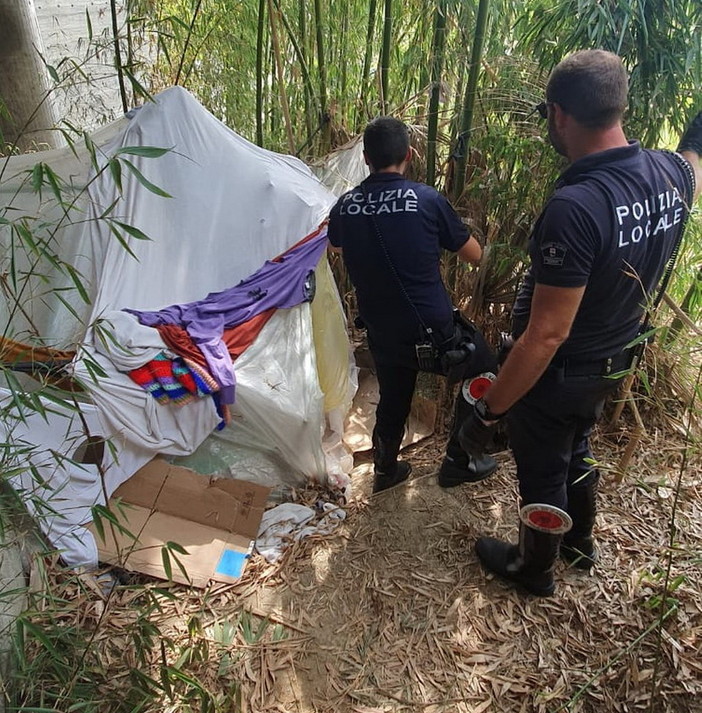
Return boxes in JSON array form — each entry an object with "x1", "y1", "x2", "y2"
[
  {"x1": 26, "y1": 420, "x2": 702, "y2": 713},
  {"x1": 220, "y1": 424, "x2": 702, "y2": 713}
]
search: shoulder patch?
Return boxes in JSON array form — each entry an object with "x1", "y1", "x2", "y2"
[{"x1": 541, "y1": 242, "x2": 567, "y2": 267}]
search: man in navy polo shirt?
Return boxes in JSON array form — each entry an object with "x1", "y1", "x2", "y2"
[
  {"x1": 328, "y1": 117, "x2": 497, "y2": 494},
  {"x1": 460, "y1": 49, "x2": 701, "y2": 596}
]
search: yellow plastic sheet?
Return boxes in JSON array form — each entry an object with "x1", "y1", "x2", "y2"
[{"x1": 311, "y1": 256, "x2": 352, "y2": 412}]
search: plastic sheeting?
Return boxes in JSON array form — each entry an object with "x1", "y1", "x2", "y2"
[
  {"x1": 0, "y1": 381, "x2": 153, "y2": 568},
  {"x1": 0, "y1": 120, "x2": 127, "y2": 347},
  {"x1": 0, "y1": 87, "x2": 357, "y2": 568},
  {"x1": 310, "y1": 135, "x2": 369, "y2": 197},
  {"x1": 174, "y1": 260, "x2": 355, "y2": 491}
]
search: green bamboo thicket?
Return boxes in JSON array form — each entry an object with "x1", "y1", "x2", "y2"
[{"x1": 127, "y1": 0, "x2": 699, "y2": 333}]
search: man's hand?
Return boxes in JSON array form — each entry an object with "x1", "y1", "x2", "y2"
[
  {"x1": 457, "y1": 403, "x2": 498, "y2": 456},
  {"x1": 678, "y1": 111, "x2": 702, "y2": 156}
]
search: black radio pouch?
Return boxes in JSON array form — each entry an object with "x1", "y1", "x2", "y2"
[{"x1": 415, "y1": 342, "x2": 437, "y2": 370}]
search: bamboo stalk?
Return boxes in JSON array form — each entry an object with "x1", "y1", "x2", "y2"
[
  {"x1": 339, "y1": 3, "x2": 349, "y2": 120},
  {"x1": 663, "y1": 292, "x2": 702, "y2": 337},
  {"x1": 174, "y1": 0, "x2": 203, "y2": 86},
  {"x1": 668, "y1": 269, "x2": 702, "y2": 339},
  {"x1": 255, "y1": 0, "x2": 266, "y2": 146},
  {"x1": 267, "y1": 0, "x2": 295, "y2": 155},
  {"x1": 275, "y1": 0, "x2": 318, "y2": 126},
  {"x1": 380, "y1": 0, "x2": 393, "y2": 114},
  {"x1": 313, "y1": 0, "x2": 330, "y2": 149},
  {"x1": 427, "y1": 0, "x2": 447, "y2": 188},
  {"x1": 452, "y1": 0, "x2": 489, "y2": 202},
  {"x1": 615, "y1": 396, "x2": 646, "y2": 483},
  {"x1": 608, "y1": 371, "x2": 637, "y2": 427},
  {"x1": 298, "y1": 0, "x2": 314, "y2": 141},
  {"x1": 110, "y1": 0, "x2": 128, "y2": 114},
  {"x1": 358, "y1": 0, "x2": 378, "y2": 128}
]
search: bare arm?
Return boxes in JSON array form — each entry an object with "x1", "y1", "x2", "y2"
[
  {"x1": 680, "y1": 149, "x2": 701, "y2": 203},
  {"x1": 483, "y1": 283, "x2": 586, "y2": 415},
  {"x1": 677, "y1": 111, "x2": 702, "y2": 203},
  {"x1": 456, "y1": 236, "x2": 482, "y2": 265},
  {"x1": 327, "y1": 240, "x2": 342, "y2": 253}
]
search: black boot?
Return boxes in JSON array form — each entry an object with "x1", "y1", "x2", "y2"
[
  {"x1": 561, "y1": 474, "x2": 599, "y2": 569},
  {"x1": 438, "y1": 442, "x2": 497, "y2": 487},
  {"x1": 372, "y1": 431, "x2": 412, "y2": 494},
  {"x1": 475, "y1": 504, "x2": 572, "y2": 597},
  {"x1": 438, "y1": 385, "x2": 498, "y2": 487}
]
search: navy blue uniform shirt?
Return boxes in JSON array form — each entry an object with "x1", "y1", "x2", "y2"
[
  {"x1": 328, "y1": 172, "x2": 469, "y2": 357},
  {"x1": 512, "y1": 142, "x2": 695, "y2": 361}
]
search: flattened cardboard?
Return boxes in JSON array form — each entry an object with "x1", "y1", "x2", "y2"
[{"x1": 87, "y1": 458, "x2": 270, "y2": 587}]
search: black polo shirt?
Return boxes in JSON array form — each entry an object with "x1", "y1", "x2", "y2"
[
  {"x1": 328, "y1": 172, "x2": 469, "y2": 355},
  {"x1": 512, "y1": 142, "x2": 694, "y2": 360}
]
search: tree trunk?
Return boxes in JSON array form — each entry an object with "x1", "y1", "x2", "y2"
[{"x1": 0, "y1": 0, "x2": 59, "y2": 151}]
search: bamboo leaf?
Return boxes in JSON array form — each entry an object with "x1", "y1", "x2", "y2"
[
  {"x1": 116, "y1": 146, "x2": 171, "y2": 158},
  {"x1": 31, "y1": 163, "x2": 44, "y2": 193},
  {"x1": 84, "y1": 133, "x2": 99, "y2": 171},
  {"x1": 112, "y1": 220, "x2": 151, "y2": 242},
  {"x1": 98, "y1": 197, "x2": 120, "y2": 219},
  {"x1": 109, "y1": 158, "x2": 123, "y2": 192},
  {"x1": 123, "y1": 67, "x2": 154, "y2": 102},
  {"x1": 107, "y1": 221, "x2": 139, "y2": 260},
  {"x1": 121, "y1": 159, "x2": 172, "y2": 198},
  {"x1": 161, "y1": 547, "x2": 173, "y2": 580},
  {"x1": 62, "y1": 263, "x2": 91, "y2": 304},
  {"x1": 165, "y1": 541, "x2": 188, "y2": 555},
  {"x1": 43, "y1": 165, "x2": 67, "y2": 207},
  {"x1": 18, "y1": 618, "x2": 60, "y2": 658}
]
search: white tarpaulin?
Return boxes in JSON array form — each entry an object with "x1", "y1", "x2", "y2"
[{"x1": 0, "y1": 87, "x2": 355, "y2": 569}]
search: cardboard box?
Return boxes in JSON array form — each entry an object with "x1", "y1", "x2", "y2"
[{"x1": 87, "y1": 458, "x2": 270, "y2": 587}]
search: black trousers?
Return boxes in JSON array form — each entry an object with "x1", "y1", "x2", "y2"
[
  {"x1": 371, "y1": 323, "x2": 497, "y2": 447},
  {"x1": 507, "y1": 366, "x2": 622, "y2": 510}
]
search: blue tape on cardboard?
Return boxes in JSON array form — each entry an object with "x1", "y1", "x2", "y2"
[{"x1": 215, "y1": 548, "x2": 248, "y2": 578}]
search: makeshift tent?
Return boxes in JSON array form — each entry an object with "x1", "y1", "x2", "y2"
[{"x1": 0, "y1": 87, "x2": 355, "y2": 570}]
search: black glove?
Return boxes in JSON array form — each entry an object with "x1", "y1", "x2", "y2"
[
  {"x1": 677, "y1": 111, "x2": 702, "y2": 155},
  {"x1": 457, "y1": 405, "x2": 497, "y2": 456}
]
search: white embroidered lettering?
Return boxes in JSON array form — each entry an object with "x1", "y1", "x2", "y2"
[{"x1": 615, "y1": 205, "x2": 630, "y2": 225}]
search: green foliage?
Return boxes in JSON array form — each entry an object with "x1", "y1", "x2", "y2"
[
  {"x1": 10, "y1": 570, "x2": 264, "y2": 712},
  {"x1": 515, "y1": 0, "x2": 702, "y2": 144}
]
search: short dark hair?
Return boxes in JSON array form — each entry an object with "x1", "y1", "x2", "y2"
[
  {"x1": 363, "y1": 117, "x2": 410, "y2": 170},
  {"x1": 546, "y1": 49, "x2": 628, "y2": 129}
]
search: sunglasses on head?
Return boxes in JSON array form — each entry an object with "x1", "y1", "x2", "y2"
[{"x1": 535, "y1": 101, "x2": 549, "y2": 120}]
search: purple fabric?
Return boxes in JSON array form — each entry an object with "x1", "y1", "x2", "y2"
[{"x1": 125, "y1": 227, "x2": 327, "y2": 402}]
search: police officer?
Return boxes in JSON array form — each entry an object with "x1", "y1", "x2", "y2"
[
  {"x1": 328, "y1": 117, "x2": 497, "y2": 493},
  {"x1": 459, "y1": 50, "x2": 701, "y2": 596}
]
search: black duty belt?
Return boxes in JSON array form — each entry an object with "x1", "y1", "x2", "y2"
[{"x1": 549, "y1": 350, "x2": 633, "y2": 378}]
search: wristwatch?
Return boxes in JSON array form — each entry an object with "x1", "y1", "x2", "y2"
[{"x1": 475, "y1": 397, "x2": 507, "y2": 422}]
